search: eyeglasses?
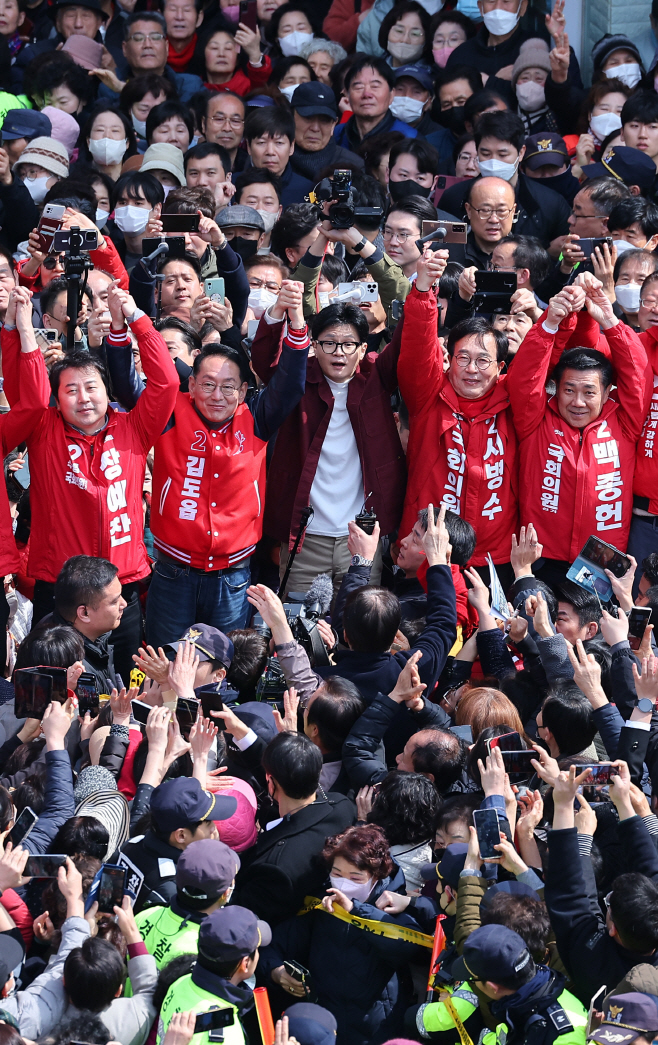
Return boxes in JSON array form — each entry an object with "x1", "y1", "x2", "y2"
[
  {"x1": 453, "y1": 353, "x2": 495, "y2": 371},
  {"x1": 209, "y1": 113, "x2": 245, "y2": 126},
  {"x1": 43, "y1": 255, "x2": 65, "y2": 270},
  {"x1": 604, "y1": 890, "x2": 613, "y2": 909},
  {"x1": 468, "y1": 206, "x2": 515, "y2": 219},
  {"x1": 641, "y1": 297, "x2": 658, "y2": 309},
  {"x1": 249, "y1": 277, "x2": 281, "y2": 292},
  {"x1": 383, "y1": 227, "x2": 414, "y2": 242},
  {"x1": 457, "y1": 152, "x2": 477, "y2": 163},
  {"x1": 197, "y1": 381, "x2": 241, "y2": 396},
  {"x1": 571, "y1": 212, "x2": 599, "y2": 220},
  {"x1": 127, "y1": 32, "x2": 165, "y2": 41},
  {"x1": 314, "y1": 340, "x2": 362, "y2": 355}
]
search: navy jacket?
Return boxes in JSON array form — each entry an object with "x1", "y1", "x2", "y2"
[
  {"x1": 26, "y1": 750, "x2": 75, "y2": 855},
  {"x1": 277, "y1": 163, "x2": 314, "y2": 208},
  {"x1": 334, "y1": 113, "x2": 417, "y2": 152}
]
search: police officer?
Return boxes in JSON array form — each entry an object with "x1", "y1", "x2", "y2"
[
  {"x1": 414, "y1": 925, "x2": 587, "y2": 1045},
  {"x1": 157, "y1": 906, "x2": 271, "y2": 1045},
  {"x1": 134, "y1": 839, "x2": 240, "y2": 974},
  {"x1": 119, "y1": 778, "x2": 237, "y2": 913}
]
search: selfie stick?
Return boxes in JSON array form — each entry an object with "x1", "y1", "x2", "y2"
[
  {"x1": 279, "y1": 504, "x2": 314, "y2": 601},
  {"x1": 253, "y1": 987, "x2": 275, "y2": 1045},
  {"x1": 425, "y1": 915, "x2": 447, "y2": 1002}
]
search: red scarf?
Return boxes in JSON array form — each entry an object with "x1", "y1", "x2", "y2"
[{"x1": 167, "y1": 33, "x2": 197, "y2": 72}]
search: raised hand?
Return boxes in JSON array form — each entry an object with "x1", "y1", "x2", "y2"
[
  {"x1": 464, "y1": 566, "x2": 491, "y2": 618},
  {"x1": 271, "y1": 280, "x2": 305, "y2": 329},
  {"x1": 633, "y1": 653, "x2": 658, "y2": 704},
  {"x1": 132, "y1": 645, "x2": 171, "y2": 686},
  {"x1": 168, "y1": 640, "x2": 200, "y2": 699},
  {"x1": 549, "y1": 29, "x2": 570, "y2": 83},
  {"x1": 415, "y1": 249, "x2": 449, "y2": 293},
  {"x1": 510, "y1": 524, "x2": 542, "y2": 578},
  {"x1": 422, "y1": 503, "x2": 450, "y2": 566},
  {"x1": 347, "y1": 518, "x2": 380, "y2": 561},
  {"x1": 566, "y1": 639, "x2": 606, "y2": 707},
  {"x1": 546, "y1": 285, "x2": 586, "y2": 326},
  {"x1": 389, "y1": 650, "x2": 426, "y2": 704},
  {"x1": 273, "y1": 687, "x2": 299, "y2": 733}
]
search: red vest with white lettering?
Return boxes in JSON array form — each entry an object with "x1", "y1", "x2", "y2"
[
  {"x1": 151, "y1": 394, "x2": 266, "y2": 570},
  {"x1": 634, "y1": 329, "x2": 658, "y2": 514}
]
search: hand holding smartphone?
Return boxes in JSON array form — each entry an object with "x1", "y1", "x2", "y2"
[{"x1": 472, "y1": 808, "x2": 501, "y2": 860}]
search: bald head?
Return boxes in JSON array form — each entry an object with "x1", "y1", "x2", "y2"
[
  {"x1": 465, "y1": 176, "x2": 517, "y2": 252},
  {"x1": 469, "y1": 176, "x2": 515, "y2": 209}
]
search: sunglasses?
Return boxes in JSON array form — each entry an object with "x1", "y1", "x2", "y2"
[{"x1": 43, "y1": 255, "x2": 65, "y2": 270}]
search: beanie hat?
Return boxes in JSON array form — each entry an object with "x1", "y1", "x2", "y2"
[
  {"x1": 12, "y1": 136, "x2": 69, "y2": 179},
  {"x1": 141, "y1": 142, "x2": 186, "y2": 186},
  {"x1": 512, "y1": 39, "x2": 551, "y2": 86},
  {"x1": 41, "y1": 106, "x2": 80, "y2": 159},
  {"x1": 74, "y1": 765, "x2": 117, "y2": 804},
  {"x1": 591, "y1": 33, "x2": 642, "y2": 74}
]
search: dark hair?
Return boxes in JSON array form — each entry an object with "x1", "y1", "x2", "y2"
[
  {"x1": 436, "y1": 793, "x2": 480, "y2": 838},
  {"x1": 474, "y1": 109, "x2": 525, "y2": 152},
  {"x1": 155, "y1": 316, "x2": 202, "y2": 355},
  {"x1": 378, "y1": 0, "x2": 430, "y2": 56},
  {"x1": 13, "y1": 624, "x2": 85, "y2": 672},
  {"x1": 307, "y1": 677, "x2": 365, "y2": 752},
  {"x1": 417, "y1": 506, "x2": 476, "y2": 566},
  {"x1": 541, "y1": 683, "x2": 596, "y2": 755},
  {"x1": 410, "y1": 728, "x2": 466, "y2": 793},
  {"x1": 0, "y1": 786, "x2": 13, "y2": 833},
  {"x1": 463, "y1": 88, "x2": 509, "y2": 130},
  {"x1": 119, "y1": 73, "x2": 175, "y2": 116},
  {"x1": 452, "y1": 132, "x2": 475, "y2": 166},
  {"x1": 13, "y1": 768, "x2": 46, "y2": 818},
  {"x1": 268, "y1": 54, "x2": 315, "y2": 87},
  {"x1": 163, "y1": 185, "x2": 215, "y2": 219},
  {"x1": 496, "y1": 234, "x2": 551, "y2": 290},
  {"x1": 204, "y1": 88, "x2": 245, "y2": 123},
  {"x1": 270, "y1": 201, "x2": 318, "y2": 259},
  {"x1": 388, "y1": 194, "x2": 438, "y2": 231},
  {"x1": 162, "y1": 252, "x2": 202, "y2": 279},
  {"x1": 0, "y1": 1025, "x2": 26, "y2": 1045},
  {"x1": 481, "y1": 894, "x2": 551, "y2": 964},
  {"x1": 111, "y1": 170, "x2": 165, "y2": 211},
  {"x1": 609, "y1": 873, "x2": 658, "y2": 952},
  {"x1": 343, "y1": 586, "x2": 400, "y2": 652},
  {"x1": 46, "y1": 1011, "x2": 111, "y2": 1045},
  {"x1": 54, "y1": 555, "x2": 119, "y2": 621},
  {"x1": 446, "y1": 315, "x2": 508, "y2": 363},
  {"x1": 245, "y1": 104, "x2": 295, "y2": 145},
  {"x1": 244, "y1": 251, "x2": 289, "y2": 278},
  {"x1": 262, "y1": 732, "x2": 322, "y2": 798},
  {"x1": 266, "y1": 2, "x2": 318, "y2": 42},
  {"x1": 368, "y1": 771, "x2": 440, "y2": 845},
  {"x1": 34, "y1": 56, "x2": 94, "y2": 105},
  {"x1": 614, "y1": 248, "x2": 658, "y2": 284},
  {"x1": 321, "y1": 253, "x2": 349, "y2": 287},
  {"x1": 552, "y1": 347, "x2": 614, "y2": 389},
  {"x1": 184, "y1": 140, "x2": 232, "y2": 176},
  {"x1": 429, "y1": 8, "x2": 476, "y2": 41},
  {"x1": 40, "y1": 189, "x2": 96, "y2": 222},
  {"x1": 234, "y1": 167, "x2": 282, "y2": 204},
  {"x1": 51, "y1": 816, "x2": 110, "y2": 860},
  {"x1": 642, "y1": 552, "x2": 658, "y2": 586},
  {"x1": 580, "y1": 175, "x2": 632, "y2": 216},
  {"x1": 322, "y1": 823, "x2": 394, "y2": 879},
  {"x1": 609, "y1": 197, "x2": 658, "y2": 238},
  {"x1": 124, "y1": 10, "x2": 167, "y2": 38},
  {"x1": 389, "y1": 137, "x2": 438, "y2": 178},
  {"x1": 310, "y1": 302, "x2": 368, "y2": 343},
  {"x1": 435, "y1": 63, "x2": 482, "y2": 97},
  {"x1": 356, "y1": 131, "x2": 407, "y2": 181},
  {"x1": 64, "y1": 937, "x2": 125, "y2": 1012},
  {"x1": 621, "y1": 89, "x2": 658, "y2": 127},
  {"x1": 192, "y1": 343, "x2": 249, "y2": 385},
  {"x1": 344, "y1": 55, "x2": 395, "y2": 92},
  {"x1": 438, "y1": 261, "x2": 463, "y2": 312},
  {"x1": 146, "y1": 100, "x2": 194, "y2": 146},
  {"x1": 81, "y1": 103, "x2": 137, "y2": 164},
  {"x1": 48, "y1": 347, "x2": 108, "y2": 401},
  {"x1": 225, "y1": 629, "x2": 269, "y2": 692}
]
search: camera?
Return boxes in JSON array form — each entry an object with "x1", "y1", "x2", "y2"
[
  {"x1": 53, "y1": 228, "x2": 98, "y2": 253},
  {"x1": 472, "y1": 270, "x2": 517, "y2": 315},
  {"x1": 309, "y1": 169, "x2": 383, "y2": 230},
  {"x1": 255, "y1": 656, "x2": 288, "y2": 706}
]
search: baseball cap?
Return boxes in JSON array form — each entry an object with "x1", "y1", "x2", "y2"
[
  {"x1": 166, "y1": 624, "x2": 234, "y2": 670},
  {"x1": 217, "y1": 204, "x2": 265, "y2": 232},
  {"x1": 1, "y1": 109, "x2": 51, "y2": 142},
  {"x1": 151, "y1": 778, "x2": 237, "y2": 835},
  {"x1": 582, "y1": 146, "x2": 657, "y2": 192},
  {"x1": 451, "y1": 924, "x2": 533, "y2": 984},
  {"x1": 198, "y1": 906, "x2": 272, "y2": 963},
  {"x1": 284, "y1": 1004, "x2": 337, "y2": 1045},
  {"x1": 231, "y1": 701, "x2": 278, "y2": 743},
  {"x1": 176, "y1": 838, "x2": 240, "y2": 897},
  {"x1": 420, "y1": 843, "x2": 469, "y2": 890},
  {"x1": 523, "y1": 132, "x2": 570, "y2": 171},
  {"x1": 394, "y1": 64, "x2": 434, "y2": 93},
  {"x1": 291, "y1": 82, "x2": 338, "y2": 118},
  {"x1": 0, "y1": 932, "x2": 24, "y2": 990},
  {"x1": 141, "y1": 142, "x2": 186, "y2": 186},
  {"x1": 589, "y1": 994, "x2": 658, "y2": 1045}
]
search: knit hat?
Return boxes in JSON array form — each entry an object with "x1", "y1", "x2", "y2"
[
  {"x1": 61, "y1": 33, "x2": 104, "y2": 70},
  {"x1": 215, "y1": 777, "x2": 258, "y2": 853},
  {"x1": 41, "y1": 106, "x2": 80, "y2": 159},
  {"x1": 511, "y1": 39, "x2": 551, "y2": 87},
  {"x1": 141, "y1": 142, "x2": 186, "y2": 186},
  {"x1": 74, "y1": 765, "x2": 117, "y2": 804},
  {"x1": 592, "y1": 34, "x2": 642, "y2": 74},
  {"x1": 12, "y1": 136, "x2": 69, "y2": 179}
]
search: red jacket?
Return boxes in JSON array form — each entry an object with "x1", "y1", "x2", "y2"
[
  {"x1": 1, "y1": 317, "x2": 178, "y2": 584},
  {"x1": 322, "y1": 0, "x2": 375, "y2": 52},
  {"x1": 633, "y1": 325, "x2": 658, "y2": 513},
  {"x1": 397, "y1": 286, "x2": 518, "y2": 566},
  {"x1": 250, "y1": 314, "x2": 406, "y2": 545},
  {"x1": 17, "y1": 234, "x2": 129, "y2": 293},
  {"x1": 507, "y1": 314, "x2": 649, "y2": 561},
  {"x1": 204, "y1": 55, "x2": 272, "y2": 95}
]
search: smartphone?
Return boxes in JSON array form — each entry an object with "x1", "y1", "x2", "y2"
[
  {"x1": 239, "y1": 0, "x2": 258, "y2": 29},
  {"x1": 176, "y1": 696, "x2": 200, "y2": 735},
  {"x1": 204, "y1": 277, "x2": 225, "y2": 303},
  {"x1": 472, "y1": 808, "x2": 501, "y2": 860},
  {"x1": 131, "y1": 699, "x2": 153, "y2": 725},
  {"x1": 141, "y1": 235, "x2": 187, "y2": 259},
  {"x1": 579, "y1": 763, "x2": 616, "y2": 787},
  {"x1": 24, "y1": 854, "x2": 67, "y2": 877},
  {"x1": 97, "y1": 864, "x2": 126, "y2": 914},
  {"x1": 628, "y1": 606, "x2": 652, "y2": 650},
  {"x1": 161, "y1": 213, "x2": 200, "y2": 233},
  {"x1": 577, "y1": 236, "x2": 613, "y2": 259},
  {"x1": 8, "y1": 806, "x2": 38, "y2": 848},
  {"x1": 14, "y1": 669, "x2": 52, "y2": 720},
  {"x1": 12, "y1": 453, "x2": 29, "y2": 491},
  {"x1": 433, "y1": 174, "x2": 469, "y2": 205},
  {"x1": 194, "y1": 1009, "x2": 235, "y2": 1034},
  {"x1": 33, "y1": 329, "x2": 59, "y2": 350},
  {"x1": 500, "y1": 750, "x2": 537, "y2": 775},
  {"x1": 37, "y1": 203, "x2": 65, "y2": 253},
  {"x1": 581, "y1": 536, "x2": 631, "y2": 578},
  {"x1": 337, "y1": 281, "x2": 378, "y2": 302},
  {"x1": 421, "y1": 219, "x2": 468, "y2": 245},
  {"x1": 473, "y1": 270, "x2": 517, "y2": 315},
  {"x1": 486, "y1": 731, "x2": 523, "y2": 755}
]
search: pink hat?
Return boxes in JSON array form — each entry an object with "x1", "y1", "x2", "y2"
[
  {"x1": 41, "y1": 106, "x2": 80, "y2": 159},
  {"x1": 61, "y1": 34, "x2": 104, "y2": 70},
  {"x1": 215, "y1": 778, "x2": 257, "y2": 853}
]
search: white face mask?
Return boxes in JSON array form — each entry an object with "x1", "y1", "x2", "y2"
[
  {"x1": 95, "y1": 208, "x2": 110, "y2": 228},
  {"x1": 23, "y1": 175, "x2": 50, "y2": 203},
  {"x1": 606, "y1": 62, "x2": 641, "y2": 89},
  {"x1": 114, "y1": 204, "x2": 150, "y2": 234},
  {"x1": 279, "y1": 82, "x2": 301, "y2": 101},
  {"x1": 279, "y1": 30, "x2": 313, "y2": 56},
  {"x1": 613, "y1": 239, "x2": 636, "y2": 255},
  {"x1": 89, "y1": 136, "x2": 128, "y2": 166},
  {"x1": 257, "y1": 209, "x2": 278, "y2": 233},
  {"x1": 477, "y1": 156, "x2": 519, "y2": 180},
  {"x1": 589, "y1": 111, "x2": 622, "y2": 142},
  {"x1": 329, "y1": 875, "x2": 374, "y2": 903},
  {"x1": 516, "y1": 81, "x2": 546, "y2": 112},
  {"x1": 248, "y1": 287, "x2": 278, "y2": 317},
  {"x1": 417, "y1": 0, "x2": 440, "y2": 11},
  {"x1": 388, "y1": 40, "x2": 424, "y2": 62},
  {"x1": 390, "y1": 95, "x2": 425, "y2": 123},
  {"x1": 318, "y1": 291, "x2": 331, "y2": 309},
  {"x1": 482, "y1": 6, "x2": 519, "y2": 36},
  {"x1": 132, "y1": 113, "x2": 147, "y2": 137},
  {"x1": 615, "y1": 282, "x2": 642, "y2": 312}
]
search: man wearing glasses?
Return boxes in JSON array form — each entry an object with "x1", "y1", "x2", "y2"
[
  {"x1": 96, "y1": 12, "x2": 204, "y2": 104},
  {"x1": 202, "y1": 93, "x2": 249, "y2": 173}
]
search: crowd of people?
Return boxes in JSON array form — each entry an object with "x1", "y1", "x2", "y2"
[{"x1": 4, "y1": 0, "x2": 658, "y2": 1044}]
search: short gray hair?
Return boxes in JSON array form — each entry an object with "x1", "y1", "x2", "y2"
[{"x1": 300, "y1": 38, "x2": 347, "y2": 64}]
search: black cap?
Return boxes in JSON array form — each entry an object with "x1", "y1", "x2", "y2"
[
  {"x1": 0, "y1": 932, "x2": 25, "y2": 990},
  {"x1": 167, "y1": 624, "x2": 234, "y2": 669},
  {"x1": 50, "y1": 0, "x2": 108, "y2": 17},
  {"x1": 523, "y1": 132, "x2": 569, "y2": 171},
  {"x1": 582, "y1": 146, "x2": 657, "y2": 191},
  {"x1": 198, "y1": 906, "x2": 272, "y2": 962},
  {"x1": 151, "y1": 778, "x2": 237, "y2": 835},
  {"x1": 284, "y1": 1004, "x2": 337, "y2": 1045},
  {"x1": 291, "y1": 82, "x2": 338, "y2": 119},
  {"x1": 451, "y1": 924, "x2": 533, "y2": 984}
]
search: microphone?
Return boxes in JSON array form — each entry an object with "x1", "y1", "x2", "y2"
[
  {"x1": 143, "y1": 240, "x2": 170, "y2": 264},
  {"x1": 303, "y1": 573, "x2": 333, "y2": 618}
]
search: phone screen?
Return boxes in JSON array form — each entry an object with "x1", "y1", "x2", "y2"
[
  {"x1": 473, "y1": 808, "x2": 501, "y2": 859},
  {"x1": 97, "y1": 865, "x2": 126, "y2": 913},
  {"x1": 628, "y1": 607, "x2": 652, "y2": 650},
  {"x1": 77, "y1": 672, "x2": 99, "y2": 715},
  {"x1": 8, "y1": 806, "x2": 38, "y2": 848},
  {"x1": 487, "y1": 731, "x2": 522, "y2": 754},
  {"x1": 176, "y1": 697, "x2": 199, "y2": 735},
  {"x1": 161, "y1": 213, "x2": 200, "y2": 233},
  {"x1": 25, "y1": 854, "x2": 67, "y2": 877},
  {"x1": 580, "y1": 763, "x2": 614, "y2": 786},
  {"x1": 14, "y1": 669, "x2": 52, "y2": 719},
  {"x1": 194, "y1": 1009, "x2": 235, "y2": 1034},
  {"x1": 581, "y1": 537, "x2": 630, "y2": 577},
  {"x1": 131, "y1": 699, "x2": 152, "y2": 725},
  {"x1": 500, "y1": 750, "x2": 536, "y2": 775}
]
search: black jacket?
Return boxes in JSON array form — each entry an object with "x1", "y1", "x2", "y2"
[
  {"x1": 232, "y1": 792, "x2": 355, "y2": 926},
  {"x1": 119, "y1": 827, "x2": 182, "y2": 913},
  {"x1": 48, "y1": 610, "x2": 118, "y2": 694},
  {"x1": 440, "y1": 172, "x2": 571, "y2": 248},
  {"x1": 447, "y1": 23, "x2": 549, "y2": 78},
  {"x1": 0, "y1": 178, "x2": 38, "y2": 254}
]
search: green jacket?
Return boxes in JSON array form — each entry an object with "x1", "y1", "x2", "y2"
[
  {"x1": 294, "y1": 245, "x2": 410, "y2": 323},
  {"x1": 125, "y1": 901, "x2": 203, "y2": 997},
  {"x1": 157, "y1": 972, "x2": 247, "y2": 1045}
]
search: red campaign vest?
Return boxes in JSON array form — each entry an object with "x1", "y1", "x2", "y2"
[
  {"x1": 634, "y1": 331, "x2": 658, "y2": 514},
  {"x1": 151, "y1": 394, "x2": 266, "y2": 570}
]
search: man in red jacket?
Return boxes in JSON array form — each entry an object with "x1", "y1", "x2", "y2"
[
  {"x1": 398, "y1": 249, "x2": 518, "y2": 587},
  {"x1": 507, "y1": 274, "x2": 649, "y2": 590}
]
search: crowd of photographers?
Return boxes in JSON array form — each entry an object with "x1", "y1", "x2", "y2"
[{"x1": 5, "y1": 0, "x2": 658, "y2": 1044}]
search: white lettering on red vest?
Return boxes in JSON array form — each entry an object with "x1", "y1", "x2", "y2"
[
  {"x1": 179, "y1": 447, "x2": 207, "y2": 521},
  {"x1": 482, "y1": 417, "x2": 504, "y2": 521},
  {"x1": 540, "y1": 443, "x2": 565, "y2": 514},
  {"x1": 593, "y1": 419, "x2": 623, "y2": 531},
  {"x1": 641, "y1": 375, "x2": 658, "y2": 458},
  {"x1": 443, "y1": 415, "x2": 465, "y2": 513}
]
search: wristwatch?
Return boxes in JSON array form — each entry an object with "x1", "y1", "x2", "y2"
[
  {"x1": 351, "y1": 555, "x2": 373, "y2": 567},
  {"x1": 353, "y1": 236, "x2": 368, "y2": 253},
  {"x1": 637, "y1": 697, "x2": 654, "y2": 712}
]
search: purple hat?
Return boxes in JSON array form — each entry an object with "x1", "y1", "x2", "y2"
[
  {"x1": 41, "y1": 106, "x2": 80, "y2": 158},
  {"x1": 176, "y1": 838, "x2": 240, "y2": 897},
  {"x1": 199, "y1": 906, "x2": 272, "y2": 962},
  {"x1": 61, "y1": 33, "x2": 104, "y2": 69}
]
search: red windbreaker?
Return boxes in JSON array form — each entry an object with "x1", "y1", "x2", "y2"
[
  {"x1": 1, "y1": 317, "x2": 178, "y2": 584},
  {"x1": 398, "y1": 286, "x2": 518, "y2": 566},
  {"x1": 507, "y1": 315, "x2": 649, "y2": 561},
  {"x1": 633, "y1": 325, "x2": 658, "y2": 514}
]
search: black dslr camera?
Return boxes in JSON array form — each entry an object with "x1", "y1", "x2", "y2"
[
  {"x1": 252, "y1": 575, "x2": 335, "y2": 669},
  {"x1": 310, "y1": 169, "x2": 383, "y2": 230}
]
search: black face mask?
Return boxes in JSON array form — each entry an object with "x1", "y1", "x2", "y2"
[
  {"x1": 230, "y1": 236, "x2": 259, "y2": 261},
  {"x1": 537, "y1": 167, "x2": 578, "y2": 199},
  {"x1": 389, "y1": 178, "x2": 432, "y2": 202},
  {"x1": 437, "y1": 105, "x2": 465, "y2": 136}
]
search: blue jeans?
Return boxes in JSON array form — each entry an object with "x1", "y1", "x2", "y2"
[
  {"x1": 627, "y1": 515, "x2": 658, "y2": 596},
  {"x1": 145, "y1": 558, "x2": 251, "y2": 647}
]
